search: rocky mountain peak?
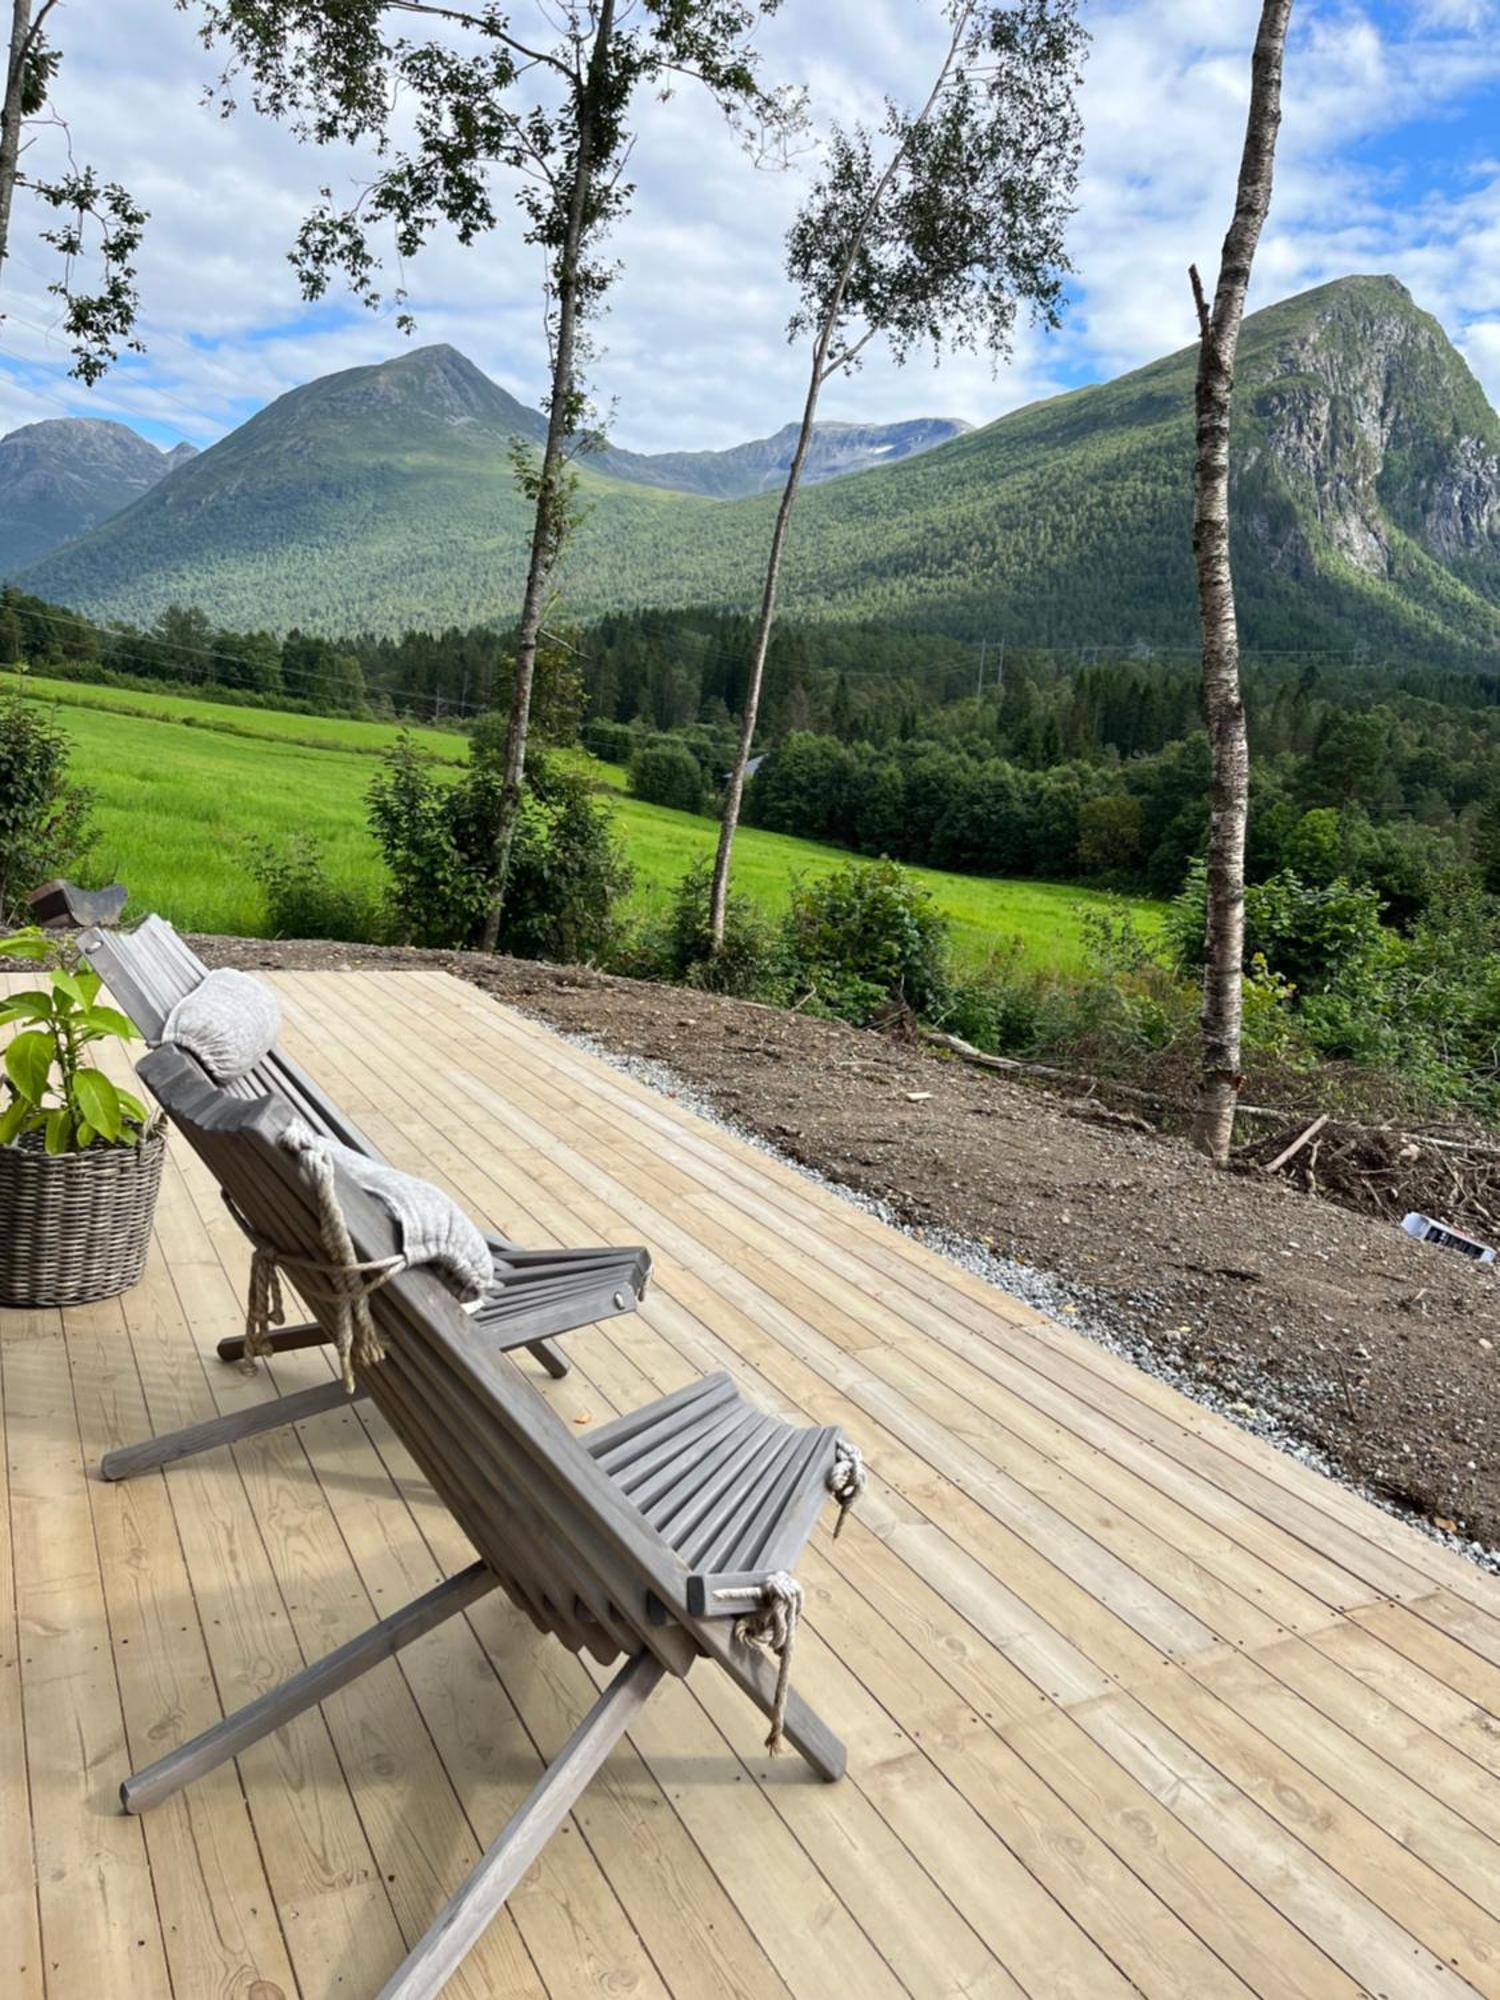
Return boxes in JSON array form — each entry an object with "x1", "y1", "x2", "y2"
[{"x1": 1240, "y1": 275, "x2": 1500, "y2": 581}]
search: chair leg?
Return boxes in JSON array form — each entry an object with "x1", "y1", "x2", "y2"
[
  {"x1": 527, "y1": 1337, "x2": 570, "y2": 1379},
  {"x1": 121, "y1": 1562, "x2": 499, "y2": 1815},
  {"x1": 375, "y1": 1651, "x2": 666, "y2": 2000},
  {"x1": 99, "y1": 1377, "x2": 363, "y2": 1482},
  {"x1": 219, "y1": 1320, "x2": 571, "y2": 1379},
  {"x1": 695, "y1": 1622, "x2": 846, "y2": 1782},
  {"x1": 216, "y1": 1319, "x2": 330, "y2": 1362}
]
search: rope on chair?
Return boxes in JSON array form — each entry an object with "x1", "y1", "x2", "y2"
[
  {"x1": 827, "y1": 1439, "x2": 866, "y2": 1538},
  {"x1": 230, "y1": 1127, "x2": 403, "y2": 1393},
  {"x1": 714, "y1": 1571, "x2": 804, "y2": 1755}
]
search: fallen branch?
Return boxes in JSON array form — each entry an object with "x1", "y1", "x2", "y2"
[{"x1": 1262, "y1": 1113, "x2": 1328, "y2": 1176}]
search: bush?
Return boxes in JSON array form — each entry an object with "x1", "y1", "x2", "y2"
[
  {"x1": 368, "y1": 736, "x2": 631, "y2": 960},
  {"x1": 643, "y1": 860, "x2": 787, "y2": 998},
  {"x1": 246, "y1": 835, "x2": 383, "y2": 942},
  {"x1": 0, "y1": 689, "x2": 95, "y2": 924},
  {"x1": 781, "y1": 859, "x2": 949, "y2": 1024},
  {"x1": 501, "y1": 757, "x2": 634, "y2": 963},
  {"x1": 630, "y1": 741, "x2": 707, "y2": 815},
  {"x1": 583, "y1": 717, "x2": 636, "y2": 765},
  {"x1": 1164, "y1": 860, "x2": 1388, "y2": 995},
  {"x1": 368, "y1": 737, "x2": 484, "y2": 948}
]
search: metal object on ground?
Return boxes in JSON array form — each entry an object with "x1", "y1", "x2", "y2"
[{"x1": 1401, "y1": 1211, "x2": 1497, "y2": 1264}]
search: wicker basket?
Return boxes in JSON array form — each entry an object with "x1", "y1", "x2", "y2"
[{"x1": 0, "y1": 1124, "x2": 167, "y2": 1308}]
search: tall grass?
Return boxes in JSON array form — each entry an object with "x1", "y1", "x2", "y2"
[{"x1": 18, "y1": 674, "x2": 1161, "y2": 964}]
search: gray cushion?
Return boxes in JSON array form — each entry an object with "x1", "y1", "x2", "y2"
[
  {"x1": 165, "y1": 968, "x2": 281, "y2": 1081},
  {"x1": 319, "y1": 1137, "x2": 492, "y2": 1302}
]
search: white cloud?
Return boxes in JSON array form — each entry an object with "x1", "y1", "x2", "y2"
[{"x1": 1, "y1": 0, "x2": 1498, "y2": 452}]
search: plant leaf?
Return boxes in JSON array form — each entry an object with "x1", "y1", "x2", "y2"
[
  {"x1": 76, "y1": 1120, "x2": 96, "y2": 1148},
  {"x1": 115, "y1": 1087, "x2": 149, "y2": 1124},
  {"x1": 5, "y1": 1030, "x2": 54, "y2": 1104},
  {"x1": 49, "y1": 972, "x2": 84, "y2": 1011},
  {"x1": 76, "y1": 1005, "x2": 138, "y2": 1042},
  {"x1": 0, "y1": 1094, "x2": 29, "y2": 1144},
  {"x1": 74, "y1": 969, "x2": 102, "y2": 1007},
  {"x1": 74, "y1": 1067, "x2": 123, "y2": 1142},
  {"x1": 0, "y1": 990, "x2": 53, "y2": 1026},
  {"x1": 45, "y1": 1107, "x2": 72, "y2": 1155},
  {"x1": 0, "y1": 931, "x2": 53, "y2": 962}
]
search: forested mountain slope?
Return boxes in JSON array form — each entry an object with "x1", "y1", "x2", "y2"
[
  {"x1": 22, "y1": 277, "x2": 1500, "y2": 657},
  {"x1": 0, "y1": 420, "x2": 195, "y2": 574},
  {"x1": 597, "y1": 275, "x2": 1500, "y2": 658}
]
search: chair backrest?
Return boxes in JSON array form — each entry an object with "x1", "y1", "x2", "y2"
[
  {"x1": 140, "y1": 1042, "x2": 699, "y2": 1679},
  {"x1": 81, "y1": 916, "x2": 377, "y2": 1157}
]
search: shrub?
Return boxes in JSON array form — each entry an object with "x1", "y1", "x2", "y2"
[
  {"x1": 643, "y1": 860, "x2": 788, "y2": 998},
  {"x1": 1164, "y1": 860, "x2": 1388, "y2": 995},
  {"x1": 368, "y1": 736, "x2": 631, "y2": 960},
  {"x1": 630, "y1": 741, "x2": 707, "y2": 815},
  {"x1": 781, "y1": 859, "x2": 949, "y2": 1024},
  {"x1": 0, "y1": 689, "x2": 96, "y2": 924},
  {"x1": 583, "y1": 717, "x2": 636, "y2": 765},
  {"x1": 246, "y1": 835, "x2": 383, "y2": 942},
  {"x1": 367, "y1": 737, "x2": 484, "y2": 948},
  {"x1": 501, "y1": 757, "x2": 634, "y2": 964}
]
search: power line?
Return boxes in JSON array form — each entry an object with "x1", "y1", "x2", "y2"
[{"x1": 6, "y1": 601, "x2": 497, "y2": 722}]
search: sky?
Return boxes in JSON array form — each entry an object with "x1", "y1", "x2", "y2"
[{"x1": 1, "y1": 0, "x2": 1499, "y2": 455}]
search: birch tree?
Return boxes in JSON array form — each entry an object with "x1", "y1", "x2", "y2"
[
  {"x1": 187, "y1": 0, "x2": 797, "y2": 951},
  {"x1": 1188, "y1": 0, "x2": 1294, "y2": 1165},
  {"x1": 1, "y1": 0, "x2": 147, "y2": 380},
  {"x1": 707, "y1": 0, "x2": 1085, "y2": 947}
]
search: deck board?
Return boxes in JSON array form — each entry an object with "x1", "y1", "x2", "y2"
[{"x1": 5, "y1": 965, "x2": 1500, "y2": 1999}]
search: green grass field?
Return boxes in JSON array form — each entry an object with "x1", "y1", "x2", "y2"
[{"x1": 9, "y1": 673, "x2": 1161, "y2": 968}]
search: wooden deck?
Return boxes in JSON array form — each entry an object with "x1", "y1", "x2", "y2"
[{"x1": 5, "y1": 967, "x2": 1500, "y2": 2000}]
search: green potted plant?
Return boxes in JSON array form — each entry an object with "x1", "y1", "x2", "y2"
[{"x1": 0, "y1": 927, "x2": 165, "y2": 1307}]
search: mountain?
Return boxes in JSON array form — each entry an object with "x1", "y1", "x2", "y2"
[
  {"x1": 0, "y1": 419, "x2": 196, "y2": 575},
  {"x1": 589, "y1": 274, "x2": 1500, "y2": 660},
  {"x1": 590, "y1": 416, "x2": 970, "y2": 498},
  {"x1": 21, "y1": 278, "x2": 1500, "y2": 659}
]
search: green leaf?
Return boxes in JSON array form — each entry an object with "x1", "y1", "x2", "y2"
[
  {"x1": 49, "y1": 973, "x2": 83, "y2": 1012},
  {"x1": 0, "y1": 1094, "x2": 30, "y2": 1145},
  {"x1": 45, "y1": 1107, "x2": 72, "y2": 1155},
  {"x1": 5, "y1": 1030, "x2": 54, "y2": 1104},
  {"x1": 0, "y1": 930, "x2": 53, "y2": 963},
  {"x1": 115, "y1": 1087, "x2": 148, "y2": 1125},
  {"x1": 76, "y1": 1120, "x2": 96, "y2": 1149},
  {"x1": 0, "y1": 990, "x2": 54, "y2": 1027},
  {"x1": 74, "y1": 1067, "x2": 122, "y2": 1142},
  {"x1": 73, "y1": 969, "x2": 102, "y2": 1007},
  {"x1": 76, "y1": 1005, "x2": 138, "y2": 1042}
]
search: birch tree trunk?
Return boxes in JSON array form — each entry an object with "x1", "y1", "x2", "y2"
[
  {"x1": 708, "y1": 5, "x2": 972, "y2": 949},
  {"x1": 1189, "y1": 0, "x2": 1293, "y2": 1165},
  {"x1": 480, "y1": 0, "x2": 614, "y2": 954},
  {"x1": 707, "y1": 345, "x2": 827, "y2": 945},
  {"x1": 0, "y1": 0, "x2": 37, "y2": 292}
]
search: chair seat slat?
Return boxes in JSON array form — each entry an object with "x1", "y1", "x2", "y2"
[
  {"x1": 585, "y1": 1372, "x2": 736, "y2": 1461},
  {"x1": 655, "y1": 1418, "x2": 789, "y2": 1555},
  {"x1": 679, "y1": 1427, "x2": 806, "y2": 1570}
]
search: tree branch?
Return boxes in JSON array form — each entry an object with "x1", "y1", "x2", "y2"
[{"x1": 1189, "y1": 260, "x2": 1210, "y2": 341}]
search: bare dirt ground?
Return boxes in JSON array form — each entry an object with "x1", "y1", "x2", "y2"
[{"x1": 199, "y1": 935, "x2": 1500, "y2": 1552}]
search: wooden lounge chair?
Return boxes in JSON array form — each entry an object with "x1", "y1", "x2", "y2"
[
  {"x1": 80, "y1": 915, "x2": 651, "y2": 1481},
  {"x1": 29, "y1": 877, "x2": 128, "y2": 928},
  {"x1": 125, "y1": 1044, "x2": 862, "y2": 1999}
]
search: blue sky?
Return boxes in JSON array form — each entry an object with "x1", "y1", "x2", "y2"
[{"x1": 2, "y1": 0, "x2": 1499, "y2": 453}]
